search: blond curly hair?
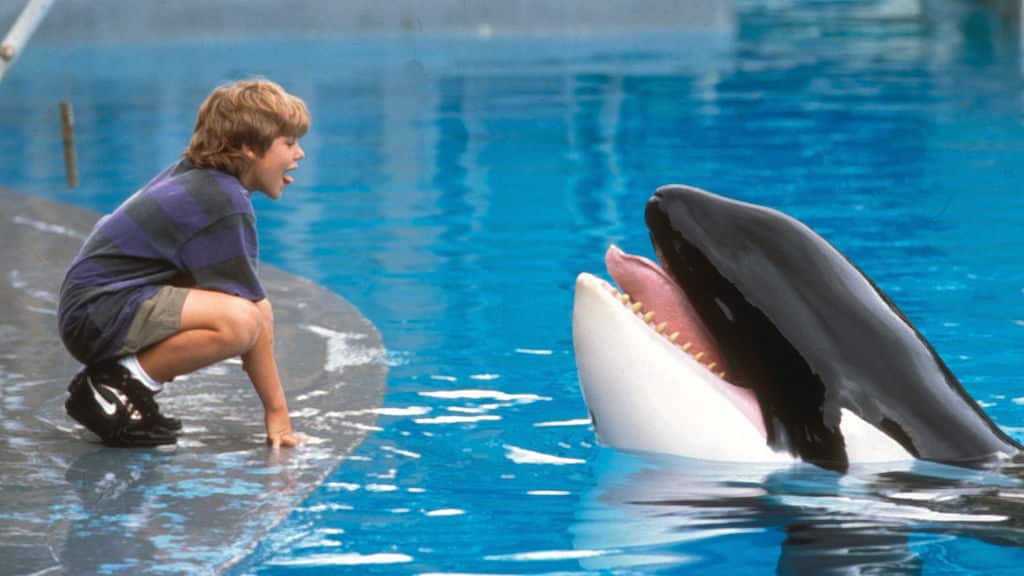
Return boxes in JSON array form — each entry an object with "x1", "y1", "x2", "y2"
[{"x1": 186, "y1": 79, "x2": 310, "y2": 176}]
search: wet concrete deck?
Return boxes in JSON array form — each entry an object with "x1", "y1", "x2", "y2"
[{"x1": 0, "y1": 187, "x2": 388, "y2": 575}]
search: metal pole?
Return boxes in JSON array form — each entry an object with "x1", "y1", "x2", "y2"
[
  {"x1": 60, "y1": 100, "x2": 78, "y2": 188},
  {"x1": 0, "y1": 0, "x2": 57, "y2": 85}
]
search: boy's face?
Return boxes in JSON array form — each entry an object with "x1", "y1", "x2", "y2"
[{"x1": 240, "y1": 136, "x2": 304, "y2": 200}]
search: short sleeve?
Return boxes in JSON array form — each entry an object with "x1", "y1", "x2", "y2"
[{"x1": 178, "y1": 213, "x2": 266, "y2": 300}]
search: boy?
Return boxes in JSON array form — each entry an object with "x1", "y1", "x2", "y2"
[{"x1": 58, "y1": 79, "x2": 308, "y2": 448}]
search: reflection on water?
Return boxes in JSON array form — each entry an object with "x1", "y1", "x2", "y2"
[
  {"x1": 5, "y1": 0, "x2": 1024, "y2": 573},
  {"x1": 575, "y1": 450, "x2": 1024, "y2": 574}
]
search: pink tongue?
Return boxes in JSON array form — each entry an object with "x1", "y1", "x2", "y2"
[
  {"x1": 604, "y1": 244, "x2": 719, "y2": 362},
  {"x1": 284, "y1": 174, "x2": 294, "y2": 184}
]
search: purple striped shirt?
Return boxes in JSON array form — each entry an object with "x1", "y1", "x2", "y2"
[{"x1": 58, "y1": 157, "x2": 265, "y2": 365}]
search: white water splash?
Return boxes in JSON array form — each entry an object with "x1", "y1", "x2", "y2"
[
  {"x1": 303, "y1": 324, "x2": 384, "y2": 374},
  {"x1": 504, "y1": 445, "x2": 585, "y2": 465},
  {"x1": 325, "y1": 406, "x2": 431, "y2": 418},
  {"x1": 419, "y1": 389, "x2": 550, "y2": 403},
  {"x1": 424, "y1": 508, "x2": 464, "y2": 517},
  {"x1": 778, "y1": 495, "x2": 1008, "y2": 523},
  {"x1": 527, "y1": 490, "x2": 571, "y2": 496},
  {"x1": 485, "y1": 549, "x2": 607, "y2": 561},
  {"x1": 381, "y1": 445, "x2": 421, "y2": 459},
  {"x1": 534, "y1": 418, "x2": 591, "y2": 428},
  {"x1": 515, "y1": 348, "x2": 553, "y2": 355},
  {"x1": 266, "y1": 552, "x2": 413, "y2": 566},
  {"x1": 414, "y1": 415, "x2": 502, "y2": 425}
]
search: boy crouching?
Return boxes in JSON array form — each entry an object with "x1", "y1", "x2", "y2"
[{"x1": 58, "y1": 79, "x2": 308, "y2": 448}]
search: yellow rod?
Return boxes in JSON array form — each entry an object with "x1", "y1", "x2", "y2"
[{"x1": 60, "y1": 100, "x2": 78, "y2": 189}]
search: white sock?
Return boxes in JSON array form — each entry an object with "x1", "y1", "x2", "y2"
[{"x1": 119, "y1": 354, "x2": 163, "y2": 393}]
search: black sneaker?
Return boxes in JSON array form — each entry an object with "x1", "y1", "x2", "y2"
[
  {"x1": 65, "y1": 367, "x2": 178, "y2": 447},
  {"x1": 100, "y1": 362, "x2": 183, "y2": 432}
]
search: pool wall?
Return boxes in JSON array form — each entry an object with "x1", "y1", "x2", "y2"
[{"x1": 0, "y1": 0, "x2": 734, "y2": 41}]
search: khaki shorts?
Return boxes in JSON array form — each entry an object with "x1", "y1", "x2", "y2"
[{"x1": 117, "y1": 286, "x2": 190, "y2": 356}]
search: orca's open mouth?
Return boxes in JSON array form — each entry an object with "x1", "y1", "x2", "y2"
[
  {"x1": 600, "y1": 244, "x2": 765, "y2": 437},
  {"x1": 604, "y1": 244, "x2": 726, "y2": 381}
]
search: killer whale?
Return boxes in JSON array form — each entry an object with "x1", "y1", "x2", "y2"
[{"x1": 572, "y1": 184, "x2": 1021, "y2": 473}]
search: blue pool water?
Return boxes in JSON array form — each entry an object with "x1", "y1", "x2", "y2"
[{"x1": 5, "y1": 0, "x2": 1024, "y2": 573}]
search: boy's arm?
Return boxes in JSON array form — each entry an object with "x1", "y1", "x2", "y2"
[
  {"x1": 180, "y1": 213, "x2": 296, "y2": 445},
  {"x1": 242, "y1": 298, "x2": 301, "y2": 448}
]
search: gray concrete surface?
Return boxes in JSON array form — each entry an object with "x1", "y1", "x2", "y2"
[{"x1": 0, "y1": 187, "x2": 388, "y2": 575}]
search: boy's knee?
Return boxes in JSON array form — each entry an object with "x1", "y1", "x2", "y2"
[
  {"x1": 255, "y1": 298, "x2": 274, "y2": 324},
  {"x1": 220, "y1": 298, "x2": 263, "y2": 352}
]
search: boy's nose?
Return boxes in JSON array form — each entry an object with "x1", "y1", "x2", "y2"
[{"x1": 295, "y1": 144, "x2": 305, "y2": 160}]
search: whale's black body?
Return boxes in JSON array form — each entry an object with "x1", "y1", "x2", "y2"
[{"x1": 645, "y1": 185, "x2": 1021, "y2": 473}]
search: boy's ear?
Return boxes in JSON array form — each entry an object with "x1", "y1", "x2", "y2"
[{"x1": 242, "y1": 145, "x2": 257, "y2": 160}]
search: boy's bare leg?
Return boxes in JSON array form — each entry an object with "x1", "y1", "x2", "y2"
[{"x1": 136, "y1": 289, "x2": 299, "y2": 447}]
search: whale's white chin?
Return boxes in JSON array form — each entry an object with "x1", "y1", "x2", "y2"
[
  {"x1": 572, "y1": 271, "x2": 790, "y2": 463},
  {"x1": 572, "y1": 271, "x2": 913, "y2": 464}
]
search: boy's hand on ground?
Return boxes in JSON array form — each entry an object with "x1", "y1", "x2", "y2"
[
  {"x1": 265, "y1": 408, "x2": 302, "y2": 448},
  {"x1": 267, "y1": 429, "x2": 303, "y2": 448}
]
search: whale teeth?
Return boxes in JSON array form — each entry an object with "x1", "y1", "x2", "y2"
[
  {"x1": 695, "y1": 351, "x2": 705, "y2": 361},
  {"x1": 707, "y1": 362, "x2": 717, "y2": 371},
  {"x1": 631, "y1": 302, "x2": 643, "y2": 312},
  {"x1": 668, "y1": 331, "x2": 679, "y2": 342},
  {"x1": 655, "y1": 322, "x2": 667, "y2": 334},
  {"x1": 719, "y1": 370, "x2": 727, "y2": 380},
  {"x1": 620, "y1": 293, "x2": 631, "y2": 304},
  {"x1": 642, "y1": 311, "x2": 654, "y2": 322},
  {"x1": 681, "y1": 342, "x2": 692, "y2": 352}
]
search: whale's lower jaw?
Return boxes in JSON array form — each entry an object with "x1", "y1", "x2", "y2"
[
  {"x1": 573, "y1": 272, "x2": 786, "y2": 463},
  {"x1": 572, "y1": 272, "x2": 913, "y2": 465}
]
